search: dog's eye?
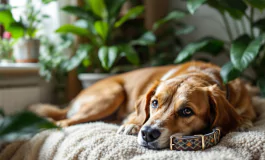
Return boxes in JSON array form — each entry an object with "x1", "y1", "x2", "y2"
[
  {"x1": 178, "y1": 107, "x2": 194, "y2": 117},
  {"x1": 151, "y1": 100, "x2": 158, "y2": 108}
]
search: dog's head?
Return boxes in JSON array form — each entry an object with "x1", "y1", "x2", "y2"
[{"x1": 136, "y1": 78, "x2": 241, "y2": 149}]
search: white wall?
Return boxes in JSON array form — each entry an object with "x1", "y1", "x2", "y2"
[{"x1": 169, "y1": 1, "x2": 264, "y2": 44}]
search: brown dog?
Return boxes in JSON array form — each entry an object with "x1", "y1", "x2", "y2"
[{"x1": 30, "y1": 61, "x2": 256, "y2": 149}]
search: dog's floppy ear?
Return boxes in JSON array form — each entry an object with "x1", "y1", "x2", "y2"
[
  {"x1": 205, "y1": 85, "x2": 241, "y2": 134},
  {"x1": 134, "y1": 81, "x2": 160, "y2": 125}
]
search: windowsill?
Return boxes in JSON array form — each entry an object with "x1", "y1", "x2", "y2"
[
  {"x1": 0, "y1": 63, "x2": 44, "y2": 87},
  {"x1": 0, "y1": 63, "x2": 39, "y2": 74}
]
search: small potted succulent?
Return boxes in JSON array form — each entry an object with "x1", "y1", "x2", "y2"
[
  {"x1": 0, "y1": 0, "x2": 49, "y2": 63},
  {"x1": 0, "y1": 32, "x2": 15, "y2": 63}
]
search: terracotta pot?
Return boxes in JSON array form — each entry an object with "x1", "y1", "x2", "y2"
[
  {"x1": 78, "y1": 73, "x2": 112, "y2": 89},
  {"x1": 14, "y1": 39, "x2": 40, "y2": 63}
]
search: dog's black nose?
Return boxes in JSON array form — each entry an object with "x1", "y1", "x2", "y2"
[{"x1": 141, "y1": 126, "x2": 161, "y2": 142}]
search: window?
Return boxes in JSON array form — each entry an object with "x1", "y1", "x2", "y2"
[{"x1": 9, "y1": 0, "x2": 60, "y2": 38}]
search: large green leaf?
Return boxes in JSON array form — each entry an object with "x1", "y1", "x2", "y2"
[
  {"x1": 174, "y1": 38, "x2": 224, "y2": 63},
  {"x1": 152, "y1": 10, "x2": 186, "y2": 31},
  {"x1": 74, "y1": 19, "x2": 88, "y2": 29},
  {"x1": 244, "y1": 0, "x2": 265, "y2": 10},
  {"x1": 105, "y1": 46, "x2": 118, "y2": 70},
  {"x1": 200, "y1": 38, "x2": 224, "y2": 54},
  {"x1": 187, "y1": 0, "x2": 207, "y2": 14},
  {"x1": 88, "y1": 0, "x2": 108, "y2": 19},
  {"x1": 56, "y1": 24, "x2": 91, "y2": 37},
  {"x1": 98, "y1": 46, "x2": 119, "y2": 70},
  {"x1": 230, "y1": 35, "x2": 263, "y2": 71},
  {"x1": 114, "y1": 6, "x2": 144, "y2": 28},
  {"x1": 174, "y1": 40, "x2": 208, "y2": 63},
  {"x1": 62, "y1": 44, "x2": 93, "y2": 72},
  {"x1": 0, "y1": 108, "x2": 4, "y2": 117},
  {"x1": 257, "y1": 77, "x2": 265, "y2": 97},
  {"x1": 220, "y1": 62, "x2": 241, "y2": 84},
  {"x1": 175, "y1": 24, "x2": 195, "y2": 35},
  {"x1": 41, "y1": 0, "x2": 56, "y2": 4},
  {"x1": 230, "y1": 35, "x2": 251, "y2": 69},
  {"x1": 0, "y1": 9, "x2": 14, "y2": 28},
  {"x1": 0, "y1": 111, "x2": 58, "y2": 142},
  {"x1": 94, "y1": 21, "x2": 109, "y2": 42},
  {"x1": 224, "y1": 0, "x2": 247, "y2": 13},
  {"x1": 105, "y1": 0, "x2": 126, "y2": 18},
  {"x1": 6, "y1": 22, "x2": 25, "y2": 38},
  {"x1": 130, "y1": 31, "x2": 156, "y2": 46},
  {"x1": 120, "y1": 45, "x2": 139, "y2": 65},
  {"x1": 75, "y1": 19, "x2": 97, "y2": 35},
  {"x1": 208, "y1": 0, "x2": 247, "y2": 19},
  {"x1": 253, "y1": 18, "x2": 265, "y2": 31},
  {"x1": 62, "y1": 6, "x2": 95, "y2": 20}
]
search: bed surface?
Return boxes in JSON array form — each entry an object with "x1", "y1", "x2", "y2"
[{"x1": 1, "y1": 96, "x2": 265, "y2": 160}]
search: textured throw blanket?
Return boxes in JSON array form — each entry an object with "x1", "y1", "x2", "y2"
[{"x1": 1, "y1": 96, "x2": 265, "y2": 160}]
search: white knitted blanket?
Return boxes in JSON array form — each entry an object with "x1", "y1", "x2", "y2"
[{"x1": 1, "y1": 96, "x2": 265, "y2": 160}]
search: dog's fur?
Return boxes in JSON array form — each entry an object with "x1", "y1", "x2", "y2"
[{"x1": 30, "y1": 61, "x2": 256, "y2": 149}]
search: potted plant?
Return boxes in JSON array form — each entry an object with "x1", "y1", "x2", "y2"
[
  {"x1": 56, "y1": 0, "x2": 190, "y2": 88},
  {"x1": 0, "y1": 0, "x2": 49, "y2": 63},
  {"x1": 56, "y1": 0, "x2": 157, "y2": 88},
  {"x1": 173, "y1": 0, "x2": 265, "y2": 96},
  {"x1": 0, "y1": 32, "x2": 15, "y2": 63},
  {"x1": 39, "y1": 34, "x2": 77, "y2": 104}
]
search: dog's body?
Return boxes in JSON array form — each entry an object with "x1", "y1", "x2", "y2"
[{"x1": 30, "y1": 61, "x2": 256, "y2": 149}]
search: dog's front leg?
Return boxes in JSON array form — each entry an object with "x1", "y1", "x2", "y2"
[{"x1": 117, "y1": 112, "x2": 142, "y2": 135}]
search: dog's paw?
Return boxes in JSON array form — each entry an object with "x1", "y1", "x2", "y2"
[
  {"x1": 56, "y1": 120, "x2": 70, "y2": 128},
  {"x1": 117, "y1": 124, "x2": 140, "y2": 135},
  {"x1": 237, "y1": 120, "x2": 253, "y2": 132}
]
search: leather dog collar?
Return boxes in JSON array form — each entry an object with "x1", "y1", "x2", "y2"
[{"x1": 170, "y1": 128, "x2": 221, "y2": 151}]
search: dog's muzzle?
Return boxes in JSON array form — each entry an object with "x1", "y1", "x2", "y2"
[{"x1": 141, "y1": 126, "x2": 161, "y2": 142}]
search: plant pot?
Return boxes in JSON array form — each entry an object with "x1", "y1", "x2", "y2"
[
  {"x1": 0, "y1": 59, "x2": 13, "y2": 64},
  {"x1": 14, "y1": 39, "x2": 40, "y2": 63},
  {"x1": 78, "y1": 73, "x2": 112, "y2": 89}
]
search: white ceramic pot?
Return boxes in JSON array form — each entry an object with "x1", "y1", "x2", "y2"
[
  {"x1": 14, "y1": 39, "x2": 40, "y2": 63},
  {"x1": 78, "y1": 73, "x2": 112, "y2": 89},
  {"x1": 0, "y1": 59, "x2": 13, "y2": 64}
]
